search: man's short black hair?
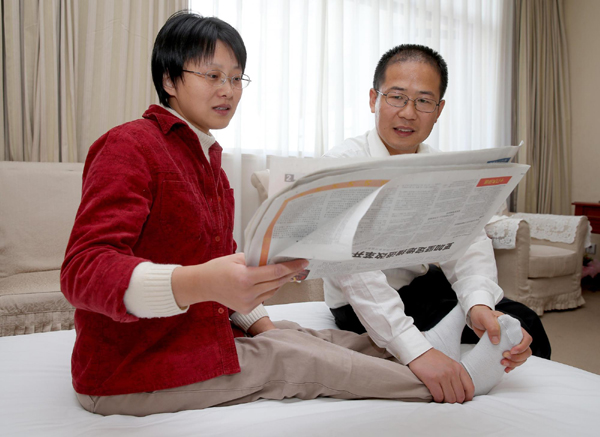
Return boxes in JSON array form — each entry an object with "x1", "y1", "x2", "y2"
[
  {"x1": 152, "y1": 11, "x2": 247, "y2": 107},
  {"x1": 372, "y1": 44, "x2": 448, "y2": 100}
]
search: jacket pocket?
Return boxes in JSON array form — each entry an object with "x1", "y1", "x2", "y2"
[{"x1": 159, "y1": 180, "x2": 210, "y2": 241}]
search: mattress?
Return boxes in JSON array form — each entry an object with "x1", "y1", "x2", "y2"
[{"x1": 2, "y1": 301, "x2": 599, "y2": 436}]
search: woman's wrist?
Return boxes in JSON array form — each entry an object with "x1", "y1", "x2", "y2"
[
  {"x1": 171, "y1": 264, "x2": 207, "y2": 308},
  {"x1": 247, "y1": 317, "x2": 277, "y2": 336}
]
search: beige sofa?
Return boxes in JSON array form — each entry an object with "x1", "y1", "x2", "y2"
[
  {"x1": 0, "y1": 161, "x2": 83, "y2": 336},
  {"x1": 486, "y1": 213, "x2": 589, "y2": 315}
]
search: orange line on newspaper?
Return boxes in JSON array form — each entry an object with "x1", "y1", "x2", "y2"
[
  {"x1": 259, "y1": 180, "x2": 389, "y2": 266},
  {"x1": 476, "y1": 176, "x2": 511, "y2": 187}
]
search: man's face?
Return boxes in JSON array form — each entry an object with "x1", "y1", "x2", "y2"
[
  {"x1": 164, "y1": 40, "x2": 243, "y2": 134},
  {"x1": 370, "y1": 61, "x2": 445, "y2": 155}
]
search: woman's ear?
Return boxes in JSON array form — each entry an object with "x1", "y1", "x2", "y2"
[{"x1": 163, "y1": 74, "x2": 177, "y2": 97}]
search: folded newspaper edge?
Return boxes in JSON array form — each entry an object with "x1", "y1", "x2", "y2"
[{"x1": 244, "y1": 145, "x2": 528, "y2": 281}]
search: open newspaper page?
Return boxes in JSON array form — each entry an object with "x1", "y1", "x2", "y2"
[{"x1": 244, "y1": 146, "x2": 528, "y2": 280}]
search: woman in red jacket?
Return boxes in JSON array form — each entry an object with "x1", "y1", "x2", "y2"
[{"x1": 61, "y1": 11, "x2": 431, "y2": 416}]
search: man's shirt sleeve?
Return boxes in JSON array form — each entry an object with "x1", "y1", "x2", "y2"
[
  {"x1": 440, "y1": 229, "x2": 504, "y2": 327},
  {"x1": 326, "y1": 271, "x2": 433, "y2": 365}
]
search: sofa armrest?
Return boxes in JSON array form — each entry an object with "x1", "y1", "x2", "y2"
[
  {"x1": 264, "y1": 279, "x2": 324, "y2": 305},
  {"x1": 250, "y1": 169, "x2": 270, "y2": 205},
  {"x1": 493, "y1": 219, "x2": 531, "y2": 301},
  {"x1": 569, "y1": 216, "x2": 590, "y2": 283},
  {"x1": 486, "y1": 217, "x2": 525, "y2": 249},
  {"x1": 511, "y1": 213, "x2": 589, "y2": 250},
  {"x1": 529, "y1": 215, "x2": 589, "y2": 254}
]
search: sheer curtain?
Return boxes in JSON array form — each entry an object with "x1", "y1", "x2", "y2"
[
  {"x1": 0, "y1": 0, "x2": 185, "y2": 162},
  {"x1": 513, "y1": 0, "x2": 571, "y2": 215},
  {"x1": 190, "y1": 0, "x2": 515, "y2": 246}
]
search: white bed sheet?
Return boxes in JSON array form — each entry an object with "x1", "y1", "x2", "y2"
[{"x1": 2, "y1": 302, "x2": 600, "y2": 437}]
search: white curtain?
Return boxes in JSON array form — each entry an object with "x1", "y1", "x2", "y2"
[
  {"x1": 0, "y1": 0, "x2": 186, "y2": 163},
  {"x1": 190, "y1": 0, "x2": 515, "y2": 247}
]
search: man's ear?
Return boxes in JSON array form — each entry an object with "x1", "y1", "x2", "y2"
[
  {"x1": 435, "y1": 99, "x2": 445, "y2": 123},
  {"x1": 163, "y1": 74, "x2": 176, "y2": 98},
  {"x1": 369, "y1": 88, "x2": 378, "y2": 114}
]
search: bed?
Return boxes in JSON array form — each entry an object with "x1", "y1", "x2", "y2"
[{"x1": 2, "y1": 301, "x2": 600, "y2": 436}]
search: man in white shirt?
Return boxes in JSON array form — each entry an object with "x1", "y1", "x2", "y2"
[{"x1": 323, "y1": 44, "x2": 549, "y2": 403}]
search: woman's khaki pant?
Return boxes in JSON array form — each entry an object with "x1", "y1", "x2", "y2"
[{"x1": 76, "y1": 321, "x2": 431, "y2": 416}]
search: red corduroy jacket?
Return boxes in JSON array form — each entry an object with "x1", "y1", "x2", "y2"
[{"x1": 61, "y1": 105, "x2": 243, "y2": 396}]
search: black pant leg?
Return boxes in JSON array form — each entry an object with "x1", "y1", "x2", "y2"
[
  {"x1": 495, "y1": 298, "x2": 552, "y2": 359},
  {"x1": 398, "y1": 265, "x2": 458, "y2": 331},
  {"x1": 330, "y1": 305, "x2": 367, "y2": 335}
]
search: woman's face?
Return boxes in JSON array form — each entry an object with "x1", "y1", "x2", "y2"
[{"x1": 164, "y1": 40, "x2": 243, "y2": 134}]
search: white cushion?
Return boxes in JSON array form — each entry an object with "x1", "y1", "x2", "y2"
[
  {"x1": 529, "y1": 244, "x2": 578, "y2": 278},
  {"x1": 0, "y1": 162, "x2": 83, "y2": 279}
]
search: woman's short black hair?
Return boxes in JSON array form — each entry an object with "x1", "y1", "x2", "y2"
[
  {"x1": 151, "y1": 10, "x2": 247, "y2": 107},
  {"x1": 373, "y1": 44, "x2": 448, "y2": 100}
]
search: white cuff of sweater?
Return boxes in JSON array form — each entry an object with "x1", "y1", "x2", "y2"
[
  {"x1": 124, "y1": 262, "x2": 187, "y2": 318},
  {"x1": 230, "y1": 305, "x2": 269, "y2": 332}
]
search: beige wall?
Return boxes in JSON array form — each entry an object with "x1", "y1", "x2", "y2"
[{"x1": 564, "y1": 0, "x2": 600, "y2": 255}]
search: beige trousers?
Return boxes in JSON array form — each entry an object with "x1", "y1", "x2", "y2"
[{"x1": 76, "y1": 321, "x2": 431, "y2": 416}]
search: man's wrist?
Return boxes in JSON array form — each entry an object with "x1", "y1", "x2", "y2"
[
  {"x1": 467, "y1": 303, "x2": 493, "y2": 316},
  {"x1": 386, "y1": 325, "x2": 433, "y2": 365},
  {"x1": 465, "y1": 301, "x2": 495, "y2": 328},
  {"x1": 407, "y1": 346, "x2": 434, "y2": 367}
]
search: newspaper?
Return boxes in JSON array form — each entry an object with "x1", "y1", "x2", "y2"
[{"x1": 244, "y1": 146, "x2": 528, "y2": 281}]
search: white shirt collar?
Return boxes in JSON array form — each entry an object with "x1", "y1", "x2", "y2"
[
  {"x1": 368, "y1": 128, "x2": 392, "y2": 157},
  {"x1": 161, "y1": 105, "x2": 216, "y2": 154}
]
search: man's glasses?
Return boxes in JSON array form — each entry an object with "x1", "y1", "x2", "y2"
[
  {"x1": 182, "y1": 69, "x2": 251, "y2": 90},
  {"x1": 376, "y1": 90, "x2": 440, "y2": 113}
]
